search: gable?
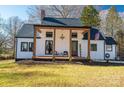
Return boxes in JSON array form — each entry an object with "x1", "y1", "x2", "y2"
[
  {"x1": 83, "y1": 28, "x2": 105, "y2": 40},
  {"x1": 16, "y1": 24, "x2": 34, "y2": 38}
]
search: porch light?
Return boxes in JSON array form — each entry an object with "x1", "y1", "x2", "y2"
[{"x1": 60, "y1": 34, "x2": 65, "y2": 40}]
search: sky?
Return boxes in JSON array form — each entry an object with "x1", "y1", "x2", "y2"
[
  {"x1": 0, "y1": 5, "x2": 124, "y2": 20},
  {"x1": 0, "y1": 5, "x2": 28, "y2": 20},
  {"x1": 101, "y1": 5, "x2": 124, "y2": 12}
]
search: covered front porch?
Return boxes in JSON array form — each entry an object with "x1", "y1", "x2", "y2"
[{"x1": 32, "y1": 25, "x2": 91, "y2": 62}]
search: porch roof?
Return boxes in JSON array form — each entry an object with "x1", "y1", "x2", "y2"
[{"x1": 16, "y1": 17, "x2": 89, "y2": 38}]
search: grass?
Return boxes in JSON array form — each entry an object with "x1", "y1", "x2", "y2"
[{"x1": 0, "y1": 60, "x2": 124, "y2": 87}]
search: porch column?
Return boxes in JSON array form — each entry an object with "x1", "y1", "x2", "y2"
[
  {"x1": 52, "y1": 29, "x2": 56, "y2": 61},
  {"x1": 87, "y1": 29, "x2": 91, "y2": 60},
  {"x1": 33, "y1": 27, "x2": 37, "y2": 57},
  {"x1": 69, "y1": 29, "x2": 72, "y2": 62}
]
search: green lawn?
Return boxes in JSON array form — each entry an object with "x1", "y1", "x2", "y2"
[{"x1": 0, "y1": 60, "x2": 124, "y2": 87}]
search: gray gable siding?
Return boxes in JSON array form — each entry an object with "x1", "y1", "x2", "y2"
[
  {"x1": 16, "y1": 24, "x2": 34, "y2": 38},
  {"x1": 16, "y1": 24, "x2": 40, "y2": 38}
]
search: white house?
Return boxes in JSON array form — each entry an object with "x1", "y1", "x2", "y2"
[{"x1": 15, "y1": 17, "x2": 117, "y2": 61}]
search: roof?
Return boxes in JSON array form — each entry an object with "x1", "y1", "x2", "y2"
[
  {"x1": 16, "y1": 24, "x2": 37, "y2": 38},
  {"x1": 41, "y1": 17, "x2": 83, "y2": 27},
  {"x1": 16, "y1": 17, "x2": 116, "y2": 45},
  {"x1": 83, "y1": 29, "x2": 116, "y2": 44},
  {"x1": 83, "y1": 28, "x2": 105, "y2": 40},
  {"x1": 105, "y1": 37, "x2": 117, "y2": 45},
  {"x1": 16, "y1": 17, "x2": 86, "y2": 38}
]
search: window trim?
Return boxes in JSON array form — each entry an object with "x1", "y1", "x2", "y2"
[
  {"x1": 21, "y1": 42, "x2": 28, "y2": 52},
  {"x1": 46, "y1": 32, "x2": 53, "y2": 38},
  {"x1": 106, "y1": 45, "x2": 112, "y2": 51},
  {"x1": 91, "y1": 44, "x2": 97, "y2": 51}
]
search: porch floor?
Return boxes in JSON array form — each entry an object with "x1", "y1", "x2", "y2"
[{"x1": 32, "y1": 56, "x2": 86, "y2": 61}]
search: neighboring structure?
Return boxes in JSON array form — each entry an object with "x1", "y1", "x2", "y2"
[{"x1": 15, "y1": 17, "x2": 117, "y2": 61}]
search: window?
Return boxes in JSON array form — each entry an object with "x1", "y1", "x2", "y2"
[
  {"x1": 21, "y1": 42, "x2": 28, "y2": 51},
  {"x1": 45, "y1": 40, "x2": 53, "y2": 55},
  {"x1": 91, "y1": 44, "x2": 97, "y2": 51},
  {"x1": 72, "y1": 32, "x2": 77, "y2": 38},
  {"x1": 21, "y1": 42, "x2": 34, "y2": 52},
  {"x1": 46, "y1": 32, "x2": 53, "y2": 38},
  {"x1": 106, "y1": 45, "x2": 112, "y2": 51},
  {"x1": 29, "y1": 42, "x2": 33, "y2": 51}
]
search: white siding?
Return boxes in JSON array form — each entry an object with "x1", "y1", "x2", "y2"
[
  {"x1": 16, "y1": 38, "x2": 33, "y2": 59},
  {"x1": 16, "y1": 29, "x2": 116, "y2": 60},
  {"x1": 36, "y1": 29, "x2": 54, "y2": 56},
  {"x1": 55, "y1": 29, "x2": 70, "y2": 54},
  {"x1": 16, "y1": 29, "x2": 85, "y2": 58},
  {"x1": 105, "y1": 45, "x2": 116, "y2": 60},
  {"x1": 81, "y1": 40, "x2": 105, "y2": 60}
]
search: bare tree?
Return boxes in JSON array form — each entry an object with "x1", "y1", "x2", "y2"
[
  {"x1": 106, "y1": 6, "x2": 123, "y2": 38},
  {"x1": 116, "y1": 30, "x2": 124, "y2": 59},
  {"x1": 6, "y1": 16, "x2": 23, "y2": 57},
  {"x1": 0, "y1": 16, "x2": 13, "y2": 55},
  {"x1": 27, "y1": 5, "x2": 102, "y2": 23},
  {"x1": 27, "y1": 5, "x2": 85, "y2": 22},
  {"x1": 0, "y1": 32, "x2": 7, "y2": 54},
  {"x1": 50, "y1": 5, "x2": 84, "y2": 18}
]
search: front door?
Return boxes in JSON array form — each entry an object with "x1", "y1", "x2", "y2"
[{"x1": 72, "y1": 41, "x2": 78, "y2": 56}]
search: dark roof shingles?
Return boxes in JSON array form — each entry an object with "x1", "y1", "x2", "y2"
[
  {"x1": 42, "y1": 17, "x2": 83, "y2": 27},
  {"x1": 105, "y1": 37, "x2": 117, "y2": 45}
]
